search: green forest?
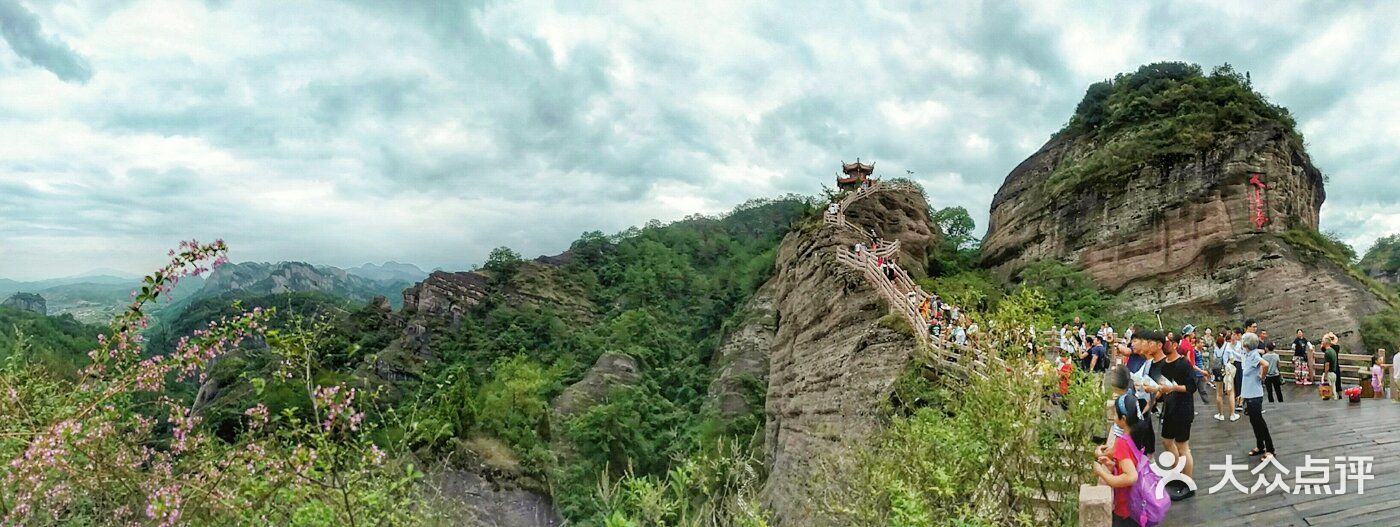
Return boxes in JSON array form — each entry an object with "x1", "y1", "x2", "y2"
[
  {"x1": 8, "y1": 59, "x2": 1400, "y2": 527},
  {"x1": 0, "y1": 196, "x2": 814, "y2": 526}
]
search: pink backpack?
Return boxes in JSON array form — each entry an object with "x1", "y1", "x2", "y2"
[{"x1": 1120, "y1": 435, "x2": 1171, "y2": 526}]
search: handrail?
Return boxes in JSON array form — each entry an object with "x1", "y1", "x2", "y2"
[
  {"x1": 826, "y1": 185, "x2": 1012, "y2": 379},
  {"x1": 828, "y1": 177, "x2": 1074, "y2": 512}
]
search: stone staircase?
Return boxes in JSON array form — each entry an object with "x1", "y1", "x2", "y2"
[
  {"x1": 824, "y1": 183, "x2": 1102, "y2": 524},
  {"x1": 825, "y1": 181, "x2": 1002, "y2": 380}
]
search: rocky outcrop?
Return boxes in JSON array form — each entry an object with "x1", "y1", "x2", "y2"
[
  {"x1": 843, "y1": 187, "x2": 939, "y2": 278},
  {"x1": 401, "y1": 270, "x2": 490, "y2": 322},
  {"x1": 2, "y1": 292, "x2": 46, "y2": 315},
  {"x1": 552, "y1": 353, "x2": 642, "y2": 418},
  {"x1": 983, "y1": 123, "x2": 1386, "y2": 348},
  {"x1": 706, "y1": 281, "x2": 777, "y2": 423},
  {"x1": 548, "y1": 353, "x2": 642, "y2": 492},
  {"x1": 400, "y1": 261, "x2": 595, "y2": 325},
  {"x1": 760, "y1": 186, "x2": 938, "y2": 525},
  {"x1": 428, "y1": 467, "x2": 562, "y2": 527}
]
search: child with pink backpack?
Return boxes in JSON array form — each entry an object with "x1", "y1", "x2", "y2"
[{"x1": 1094, "y1": 393, "x2": 1171, "y2": 526}]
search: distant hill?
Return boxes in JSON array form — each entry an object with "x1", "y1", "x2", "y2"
[
  {"x1": 1, "y1": 260, "x2": 417, "y2": 325},
  {"x1": 346, "y1": 261, "x2": 428, "y2": 284},
  {"x1": 0, "y1": 304, "x2": 103, "y2": 378},
  {"x1": 0, "y1": 274, "x2": 203, "y2": 324}
]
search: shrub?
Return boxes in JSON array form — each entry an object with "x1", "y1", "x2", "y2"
[
  {"x1": 817, "y1": 352, "x2": 1107, "y2": 526},
  {"x1": 1014, "y1": 260, "x2": 1114, "y2": 323},
  {"x1": 596, "y1": 439, "x2": 770, "y2": 527},
  {"x1": 1362, "y1": 309, "x2": 1400, "y2": 361},
  {"x1": 0, "y1": 241, "x2": 429, "y2": 525}
]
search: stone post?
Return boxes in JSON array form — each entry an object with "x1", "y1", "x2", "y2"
[{"x1": 1078, "y1": 483, "x2": 1112, "y2": 527}]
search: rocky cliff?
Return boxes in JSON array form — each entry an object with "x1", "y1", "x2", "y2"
[
  {"x1": 706, "y1": 281, "x2": 777, "y2": 424},
  {"x1": 759, "y1": 186, "x2": 938, "y2": 525},
  {"x1": 2, "y1": 292, "x2": 46, "y2": 315},
  {"x1": 983, "y1": 64, "x2": 1387, "y2": 348}
]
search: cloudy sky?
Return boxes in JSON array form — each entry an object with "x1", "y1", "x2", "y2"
[{"x1": 3, "y1": 0, "x2": 1399, "y2": 280}]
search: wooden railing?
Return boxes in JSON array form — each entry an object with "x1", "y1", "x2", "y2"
[
  {"x1": 826, "y1": 188, "x2": 1007, "y2": 379},
  {"x1": 825, "y1": 181, "x2": 1097, "y2": 517}
]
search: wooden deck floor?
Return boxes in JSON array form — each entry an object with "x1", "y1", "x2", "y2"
[{"x1": 1165, "y1": 383, "x2": 1400, "y2": 527}]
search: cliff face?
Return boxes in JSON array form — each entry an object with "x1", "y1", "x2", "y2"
[
  {"x1": 401, "y1": 258, "x2": 595, "y2": 326},
  {"x1": 706, "y1": 280, "x2": 776, "y2": 423},
  {"x1": 760, "y1": 187, "x2": 938, "y2": 525},
  {"x1": 982, "y1": 124, "x2": 1385, "y2": 347}
]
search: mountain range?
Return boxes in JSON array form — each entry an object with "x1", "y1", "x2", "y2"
[{"x1": 0, "y1": 261, "x2": 428, "y2": 323}]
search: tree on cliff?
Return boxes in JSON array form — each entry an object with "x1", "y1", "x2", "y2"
[
  {"x1": 930, "y1": 206, "x2": 980, "y2": 275},
  {"x1": 1361, "y1": 234, "x2": 1400, "y2": 278},
  {"x1": 482, "y1": 246, "x2": 524, "y2": 284}
]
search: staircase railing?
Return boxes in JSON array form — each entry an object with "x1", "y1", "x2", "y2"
[
  {"x1": 826, "y1": 187, "x2": 1008, "y2": 378},
  {"x1": 824, "y1": 183, "x2": 1096, "y2": 519}
]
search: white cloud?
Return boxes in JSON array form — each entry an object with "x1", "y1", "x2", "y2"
[{"x1": 2, "y1": 0, "x2": 1400, "y2": 279}]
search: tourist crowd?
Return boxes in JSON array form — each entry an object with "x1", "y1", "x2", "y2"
[{"x1": 1059, "y1": 317, "x2": 1397, "y2": 526}]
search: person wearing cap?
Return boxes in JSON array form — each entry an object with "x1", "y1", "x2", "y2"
[{"x1": 1180, "y1": 325, "x2": 1209, "y2": 406}]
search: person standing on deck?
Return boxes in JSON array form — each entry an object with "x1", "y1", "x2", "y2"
[
  {"x1": 1182, "y1": 326, "x2": 1211, "y2": 406},
  {"x1": 1293, "y1": 329, "x2": 1314, "y2": 385},
  {"x1": 1240, "y1": 332, "x2": 1276, "y2": 461},
  {"x1": 1372, "y1": 353, "x2": 1385, "y2": 399},
  {"x1": 1263, "y1": 342, "x2": 1283, "y2": 403},
  {"x1": 1391, "y1": 354, "x2": 1400, "y2": 403},
  {"x1": 1321, "y1": 335, "x2": 1342, "y2": 400},
  {"x1": 1229, "y1": 329, "x2": 1246, "y2": 413},
  {"x1": 1150, "y1": 330, "x2": 1197, "y2": 500},
  {"x1": 1215, "y1": 331, "x2": 1241, "y2": 422}
]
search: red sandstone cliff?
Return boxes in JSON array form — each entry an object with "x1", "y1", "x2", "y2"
[{"x1": 982, "y1": 123, "x2": 1387, "y2": 348}]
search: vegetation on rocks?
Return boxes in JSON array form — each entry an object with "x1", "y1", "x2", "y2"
[
  {"x1": 0, "y1": 241, "x2": 429, "y2": 526},
  {"x1": 398, "y1": 196, "x2": 815, "y2": 523},
  {"x1": 820, "y1": 344, "x2": 1107, "y2": 526},
  {"x1": 1282, "y1": 227, "x2": 1400, "y2": 309},
  {"x1": 0, "y1": 306, "x2": 101, "y2": 379},
  {"x1": 1361, "y1": 234, "x2": 1400, "y2": 282},
  {"x1": 1051, "y1": 62, "x2": 1301, "y2": 195}
]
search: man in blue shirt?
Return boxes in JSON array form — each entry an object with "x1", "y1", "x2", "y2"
[
  {"x1": 1239, "y1": 333, "x2": 1275, "y2": 460},
  {"x1": 1126, "y1": 341, "x2": 1149, "y2": 377},
  {"x1": 1088, "y1": 336, "x2": 1108, "y2": 373}
]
